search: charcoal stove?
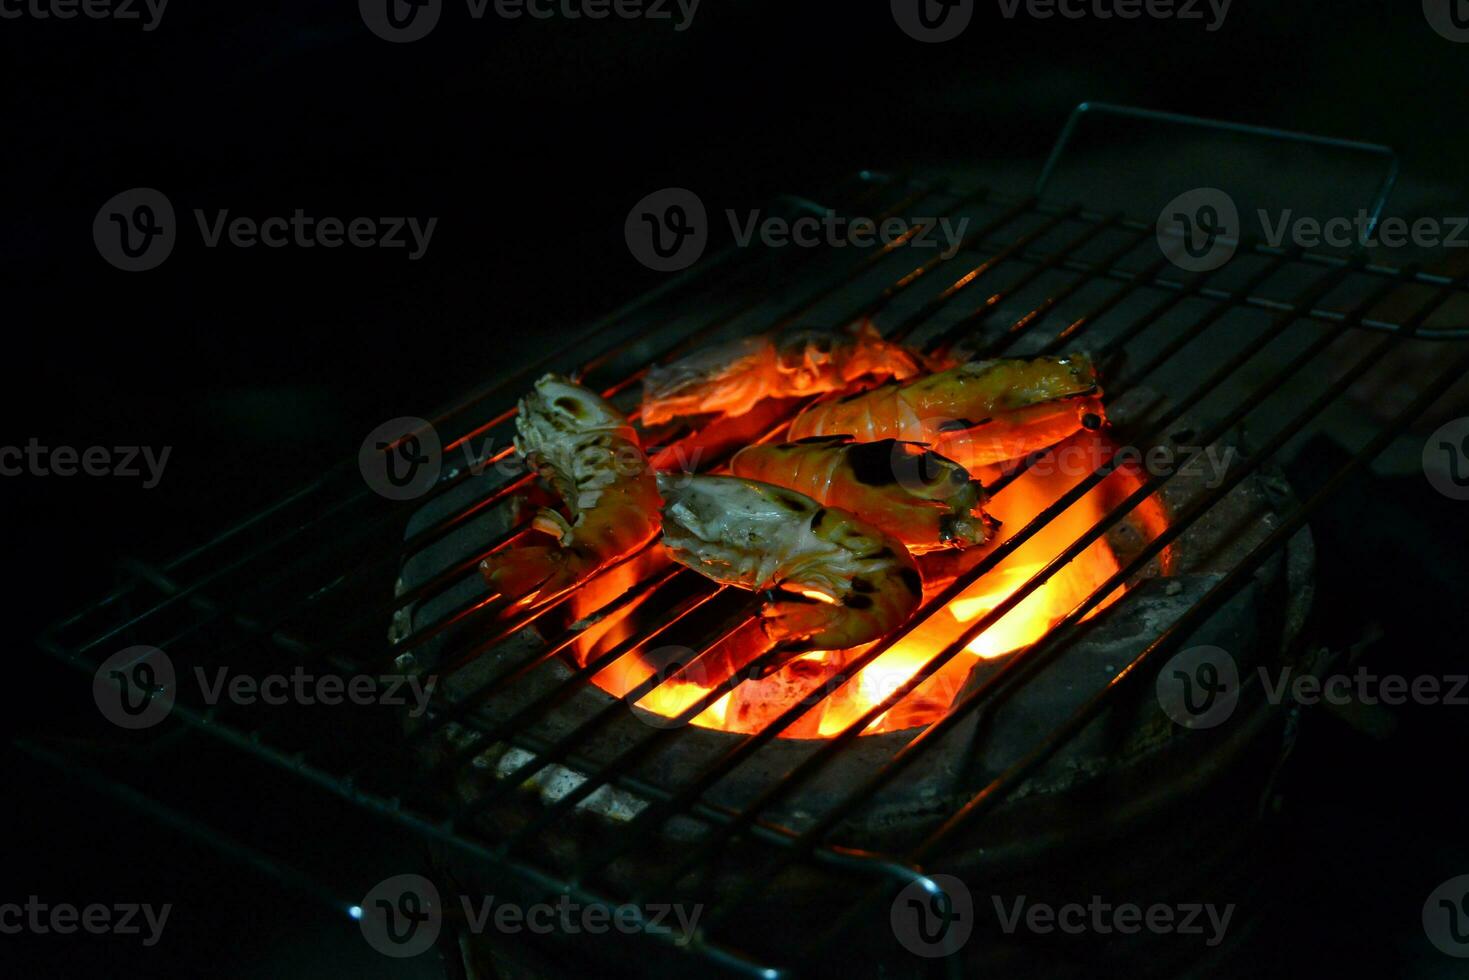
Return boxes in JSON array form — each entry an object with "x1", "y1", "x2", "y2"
[{"x1": 35, "y1": 104, "x2": 1469, "y2": 979}]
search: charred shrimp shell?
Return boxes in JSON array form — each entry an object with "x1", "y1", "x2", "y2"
[
  {"x1": 729, "y1": 436, "x2": 998, "y2": 554},
  {"x1": 655, "y1": 473, "x2": 922, "y2": 657},
  {"x1": 640, "y1": 320, "x2": 939, "y2": 426},
  {"x1": 786, "y1": 353, "x2": 1105, "y2": 468},
  {"x1": 480, "y1": 375, "x2": 661, "y2": 604}
]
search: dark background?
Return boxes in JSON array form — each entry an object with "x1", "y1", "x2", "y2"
[{"x1": 5, "y1": 1, "x2": 1469, "y2": 976}]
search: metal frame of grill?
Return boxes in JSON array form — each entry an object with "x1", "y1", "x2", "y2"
[{"x1": 34, "y1": 104, "x2": 1469, "y2": 978}]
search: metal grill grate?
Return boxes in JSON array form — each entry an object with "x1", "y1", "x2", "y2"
[{"x1": 37, "y1": 109, "x2": 1469, "y2": 978}]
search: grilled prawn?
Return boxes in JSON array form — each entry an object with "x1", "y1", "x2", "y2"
[
  {"x1": 730, "y1": 436, "x2": 998, "y2": 554},
  {"x1": 786, "y1": 353, "x2": 1105, "y2": 468},
  {"x1": 480, "y1": 375, "x2": 661, "y2": 603},
  {"x1": 641, "y1": 321, "x2": 941, "y2": 426},
  {"x1": 656, "y1": 473, "x2": 923, "y2": 654}
]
